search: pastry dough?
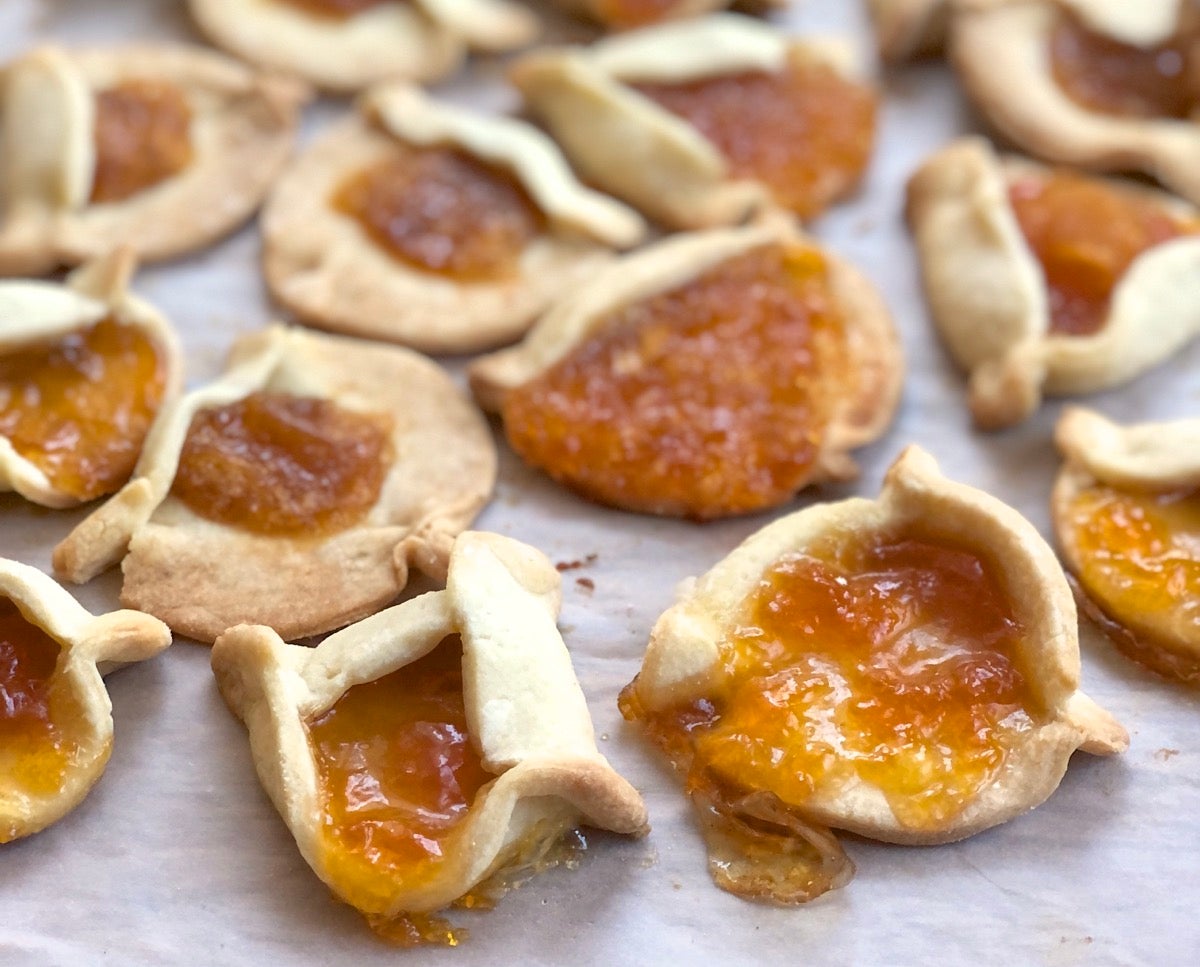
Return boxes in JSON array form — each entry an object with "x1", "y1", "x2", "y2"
[
  {"x1": 188, "y1": 0, "x2": 538, "y2": 93},
  {"x1": 512, "y1": 14, "x2": 876, "y2": 229},
  {"x1": 867, "y1": 0, "x2": 950, "y2": 62},
  {"x1": 211, "y1": 531, "x2": 648, "y2": 940},
  {"x1": 53, "y1": 326, "x2": 496, "y2": 644},
  {"x1": 1, "y1": 558, "x2": 170, "y2": 843},
  {"x1": 1053, "y1": 406, "x2": 1200, "y2": 684},
  {"x1": 951, "y1": 0, "x2": 1200, "y2": 205},
  {"x1": 470, "y1": 218, "x2": 903, "y2": 518},
  {"x1": 263, "y1": 84, "x2": 647, "y2": 354},
  {"x1": 0, "y1": 248, "x2": 182, "y2": 507},
  {"x1": 906, "y1": 136, "x2": 1200, "y2": 429},
  {"x1": 622, "y1": 445, "x2": 1127, "y2": 902},
  {"x1": 0, "y1": 44, "x2": 309, "y2": 275}
]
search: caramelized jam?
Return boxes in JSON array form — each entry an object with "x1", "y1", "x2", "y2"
[
  {"x1": 590, "y1": 0, "x2": 686, "y2": 30},
  {"x1": 91, "y1": 80, "x2": 194, "y2": 204},
  {"x1": 621, "y1": 532, "x2": 1043, "y2": 900},
  {"x1": 1063, "y1": 482, "x2": 1200, "y2": 683},
  {"x1": 1008, "y1": 171, "x2": 1198, "y2": 336},
  {"x1": 501, "y1": 243, "x2": 847, "y2": 520},
  {"x1": 0, "y1": 316, "x2": 167, "y2": 501},
  {"x1": 171, "y1": 391, "x2": 393, "y2": 537},
  {"x1": 275, "y1": 0, "x2": 388, "y2": 18},
  {"x1": 308, "y1": 636, "x2": 491, "y2": 939},
  {"x1": 0, "y1": 597, "x2": 89, "y2": 840},
  {"x1": 1050, "y1": 10, "x2": 1197, "y2": 119},
  {"x1": 634, "y1": 61, "x2": 877, "y2": 220},
  {"x1": 333, "y1": 147, "x2": 543, "y2": 281}
]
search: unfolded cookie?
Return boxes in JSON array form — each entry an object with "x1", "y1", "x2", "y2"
[
  {"x1": 263, "y1": 84, "x2": 646, "y2": 354},
  {"x1": 951, "y1": 0, "x2": 1200, "y2": 205},
  {"x1": 0, "y1": 249, "x2": 182, "y2": 507},
  {"x1": 867, "y1": 0, "x2": 950, "y2": 62},
  {"x1": 1, "y1": 558, "x2": 170, "y2": 843},
  {"x1": 211, "y1": 531, "x2": 648, "y2": 945},
  {"x1": 1054, "y1": 407, "x2": 1200, "y2": 685},
  {"x1": 512, "y1": 14, "x2": 878, "y2": 229},
  {"x1": 621, "y1": 445, "x2": 1128, "y2": 904},
  {"x1": 188, "y1": 0, "x2": 537, "y2": 93},
  {"x1": 0, "y1": 44, "x2": 309, "y2": 275},
  {"x1": 53, "y1": 326, "x2": 496, "y2": 644},
  {"x1": 907, "y1": 136, "x2": 1200, "y2": 429},
  {"x1": 470, "y1": 218, "x2": 902, "y2": 519}
]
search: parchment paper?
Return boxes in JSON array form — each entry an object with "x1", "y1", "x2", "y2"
[{"x1": 2, "y1": 1, "x2": 1198, "y2": 964}]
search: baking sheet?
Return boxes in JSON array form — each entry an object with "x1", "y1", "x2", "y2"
[{"x1": 2, "y1": 1, "x2": 1198, "y2": 964}]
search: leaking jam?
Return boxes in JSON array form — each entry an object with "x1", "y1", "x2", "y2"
[
  {"x1": 0, "y1": 597, "x2": 89, "y2": 841},
  {"x1": 171, "y1": 391, "x2": 393, "y2": 537},
  {"x1": 333, "y1": 146, "x2": 544, "y2": 281},
  {"x1": 1050, "y1": 9, "x2": 1198, "y2": 119},
  {"x1": 91, "y1": 80, "x2": 194, "y2": 204},
  {"x1": 634, "y1": 59, "x2": 877, "y2": 220},
  {"x1": 0, "y1": 316, "x2": 167, "y2": 501},
  {"x1": 275, "y1": 0, "x2": 389, "y2": 18},
  {"x1": 1008, "y1": 171, "x2": 1198, "y2": 336},
  {"x1": 501, "y1": 243, "x2": 847, "y2": 520},
  {"x1": 590, "y1": 0, "x2": 688, "y2": 30},
  {"x1": 1062, "y1": 481, "x2": 1200, "y2": 683},
  {"x1": 621, "y1": 531, "x2": 1043, "y2": 901}
]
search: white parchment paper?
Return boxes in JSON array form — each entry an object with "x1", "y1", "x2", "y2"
[{"x1": 2, "y1": 1, "x2": 1198, "y2": 964}]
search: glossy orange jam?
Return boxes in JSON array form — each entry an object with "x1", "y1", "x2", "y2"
[
  {"x1": 171, "y1": 391, "x2": 393, "y2": 537},
  {"x1": 0, "y1": 597, "x2": 88, "y2": 841},
  {"x1": 91, "y1": 80, "x2": 194, "y2": 204},
  {"x1": 591, "y1": 0, "x2": 686, "y2": 30},
  {"x1": 0, "y1": 316, "x2": 167, "y2": 501},
  {"x1": 634, "y1": 60, "x2": 877, "y2": 220},
  {"x1": 622, "y1": 531, "x2": 1043, "y2": 899},
  {"x1": 1062, "y1": 482, "x2": 1200, "y2": 683},
  {"x1": 1050, "y1": 10, "x2": 1197, "y2": 119},
  {"x1": 333, "y1": 147, "x2": 543, "y2": 281},
  {"x1": 308, "y1": 636, "x2": 492, "y2": 942},
  {"x1": 1008, "y1": 171, "x2": 1198, "y2": 336},
  {"x1": 501, "y1": 243, "x2": 847, "y2": 520},
  {"x1": 275, "y1": 0, "x2": 388, "y2": 18}
]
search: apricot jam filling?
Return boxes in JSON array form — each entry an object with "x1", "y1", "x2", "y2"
[
  {"x1": 0, "y1": 597, "x2": 88, "y2": 828},
  {"x1": 276, "y1": 0, "x2": 389, "y2": 18},
  {"x1": 307, "y1": 635, "x2": 492, "y2": 941},
  {"x1": 333, "y1": 147, "x2": 544, "y2": 281},
  {"x1": 622, "y1": 531, "x2": 1043, "y2": 898},
  {"x1": 91, "y1": 79, "x2": 194, "y2": 204},
  {"x1": 0, "y1": 316, "x2": 167, "y2": 501},
  {"x1": 633, "y1": 60, "x2": 877, "y2": 220},
  {"x1": 1062, "y1": 482, "x2": 1200, "y2": 683},
  {"x1": 171, "y1": 391, "x2": 393, "y2": 537},
  {"x1": 501, "y1": 243, "x2": 847, "y2": 519},
  {"x1": 591, "y1": 0, "x2": 686, "y2": 30},
  {"x1": 1050, "y1": 10, "x2": 1197, "y2": 120},
  {"x1": 1008, "y1": 171, "x2": 1198, "y2": 336}
]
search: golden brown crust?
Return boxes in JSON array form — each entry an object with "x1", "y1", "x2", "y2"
[
  {"x1": 867, "y1": 0, "x2": 950, "y2": 62},
  {"x1": 262, "y1": 85, "x2": 646, "y2": 354},
  {"x1": 0, "y1": 44, "x2": 309, "y2": 275},
  {"x1": 906, "y1": 136, "x2": 1200, "y2": 429},
  {"x1": 0, "y1": 558, "x2": 170, "y2": 843},
  {"x1": 53, "y1": 326, "x2": 496, "y2": 643},
  {"x1": 211, "y1": 532, "x2": 647, "y2": 917},
  {"x1": 631, "y1": 446, "x2": 1127, "y2": 847}
]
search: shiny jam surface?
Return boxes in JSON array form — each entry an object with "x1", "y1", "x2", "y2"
[
  {"x1": 171, "y1": 391, "x2": 393, "y2": 537},
  {"x1": 501, "y1": 243, "x2": 847, "y2": 520},
  {"x1": 1050, "y1": 10, "x2": 1197, "y2": 119},
  {"x1": 333, "y1": 147, "x2": 543, "y2": 281},
  {"x1": 91, "y1": 80, "x2": 194, "y2": 204},
  {"x1": 275, "y1": 0, "x2": 388, "y2": 18},
  {"x1": 634, "y1": 61, "x2": 877, "y2": 219},
  {"x1": 0, "y1": 317, "x2": 167, "y2": 501},
  {"x1": 308, "y1": 636, "x2": 492, "y2": 941},
  {"x1": 591, "y1": 0, "x2": 685, "y2": 30},
  {"x1": 0, "y1": 597, "x2": 86, "y2": 832},
  {"x1": 1008, "y1": 172, "x2": 1197, "y2": 336},
  {"x1": 1064, "y1": 482, "x2": 1200, "y2": 683},
  {"x1": 621, "y1": 532, "x2": 1043, "y2": 899}
]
